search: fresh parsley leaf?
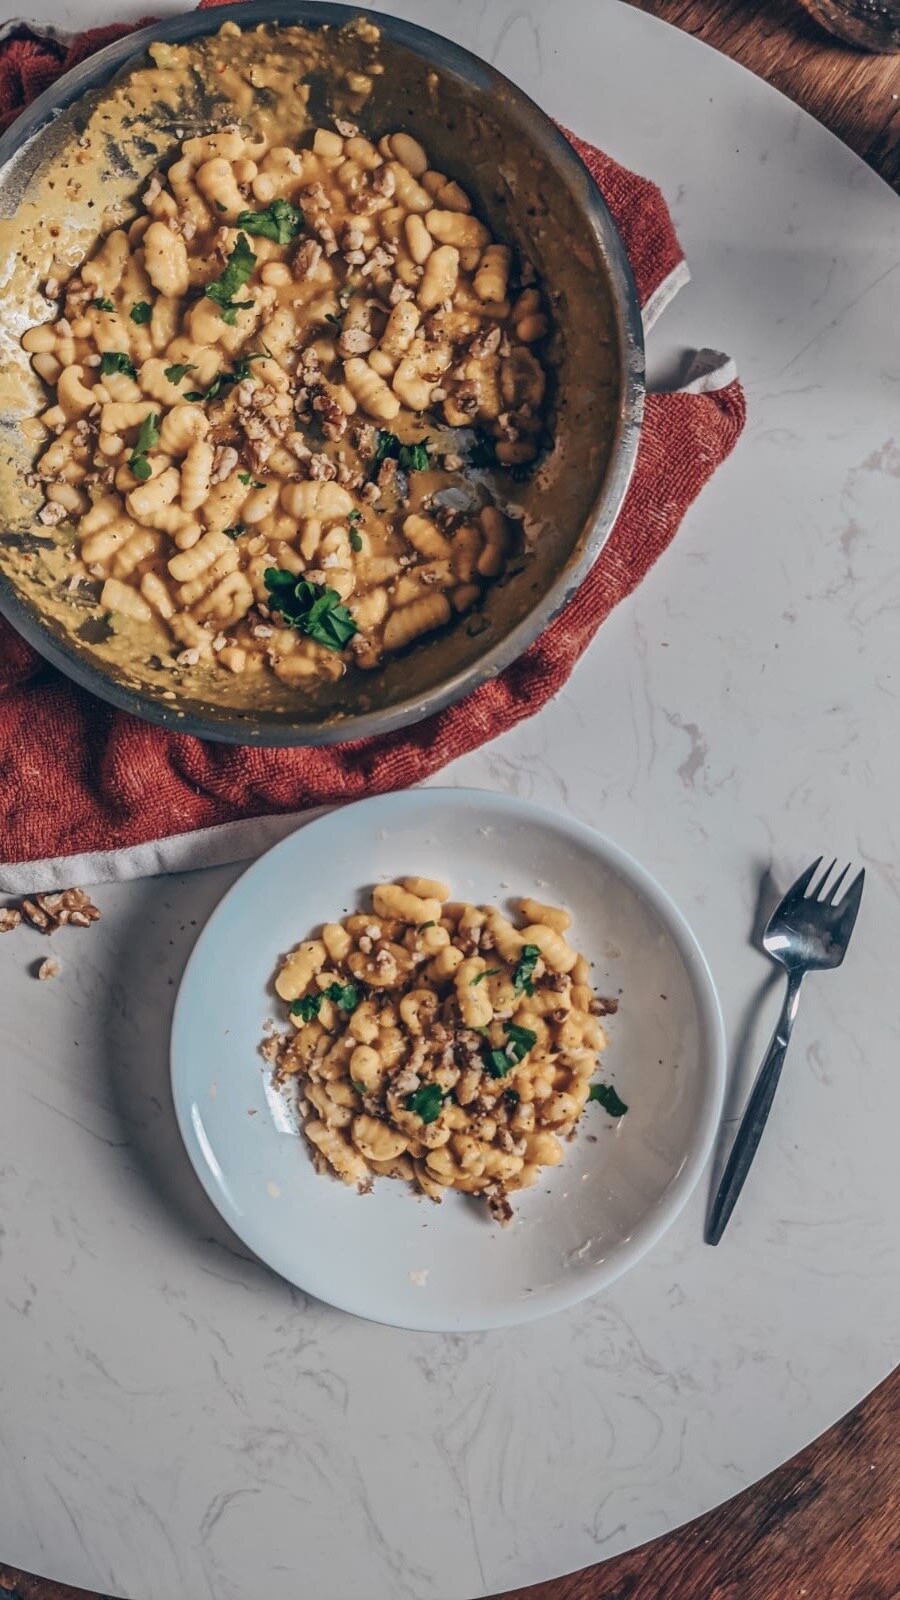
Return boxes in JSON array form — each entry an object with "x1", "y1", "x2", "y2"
[
  {"x1": 506, "y1": 1022, "x2": 537, "y2": 1055},
  {"x1": 371, "y1": 432, "x2": 431, "y2": 472},
  {"x1": 263, "y1": 569, "x2": 357, "y2": 651},
  {"x1": 237, "y1": 471, "x2": 265, "y2": 487},
  {"x1": 99, "y1": 351, "x2": 137, "y2": 378},
  {"x1": 164, "y1": 362, "x2": 196, "y2": 385},
  {"x1": 224, "y1": 523, "x2": 245, "y2": 540},
  {"x1": 419, "y1": 921, "x2": 436, "y2": 931},
  {"x1": 291, "y1": 993, "x2": 323, "y2": 1022},
  {"x1": 204, "y1": 232, "x2": 257, "y2": 325},
  {"x1": 89, "y1": 297, "x2": 114, "y2": 312},
  {"x1": 184, "y1": 353, "x2": 265, "y2": 405},
  {"x1": 373, "y1": 429, "x2": 399, "y2": 464},
  {"x1": 323, "y1": 981, "x2": 359, "y2": 1013},
  {"x1": 347, "y1": 509, "x2": 362, "y2": 523},
  {"x1": 291, "y1": 982, "x2": 358, "y2": 1020},
  {"x1": 129, "y1": 301, "x2": 152, "y2": 325},
  {"x1": 398, "y1": 439, "x2": 430, "y2": 472},
  {"x1": 236, "y1": 197, "x2": 303, "y2": 244},
  {"x1": 349, "y1": 527, "x2": 363, "y2": 553},
  {"x1": 513, "y1": 944, "x2": 541, "y2": 996},
  {"x1": 351, "y1": 1080, "x2": 367, "y2": 1095},
  {"x1": 468, "y1": 430, "x2": 497, "y2": 469},
  {"x1": 588, "y1": 1083, "x2": 628, "y2": 1116},
  {"x1": 128, "y1": 411, "x2": 159, "y2": 481},
  {"x1": 214, "y1": 198, "x2": 228, "y2": 213},
  {"x1": 405, "y1": 1082, "x2": 444, "y2": 1124},
  {"x1": 470, "y1": 968, "x2": 502, "y2": 985},
  {"x1": 232, "y1": 353, "x2": 266, "y2": 381},
  {"x1": 487, "y1": 1048, "x2": 512, "y2": 1079},
  {"x1": 484, "y1": 1021, "x2": 537, "y2": 1077}
]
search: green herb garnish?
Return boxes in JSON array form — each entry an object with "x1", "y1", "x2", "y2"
[
  {"x1": 487, "y1": 1048, "x2": 512, "y2": 1078},
  {"x1": 236, "y1": 197, "x2": 303, "y2": 244},
  {"x1": 291, "y1": 994, "x2": 323, "y2": 1022},
  {"x1": 419, "y1": 921, "x2": 436, "y2": 931},
  {"x1": 204, "y1": 232, "x2": 257, "y2": 325},
  {"x1": 405, "y1": 1082, "x2": 444, "y2": 1124},
  {"x1": 347, "y1": 509, "x2": 362, "y2": 523},
  {"x1": 373, "y1": 430, "x2": 399, "y2": 464},
  {"x1": 323, "y1": 981, "x2": 359, "y2": 1013},
  {"x1": 185, "y1": 352, "x2": 266, "y2": 405},
  {"x1": 100, "y1": 351, "x2": 137, "y2": 378},
  {"x1": 130, "y1": 301, "x2": 152, "y2": 325},
  {"x1": 399, "y1": 440, "x2": 431, "y2": 471},
  {"x1": 513, "y1": 943, "x2": 541, "y2": 996},
  {"x1": 588, "y1": 1083, "x2": 628, "y2": 1117},
  {"x1": 128, "y1": 411, "x2": 159, "y2": 481},
  {"x1": 224, "y1": 524, "x2": 246, "y2": 540},
  {"x1": 164, "y1": 362, "x2": 196, "y2": 385},
  {"x1": 291, "y1": 981, "x2": 359, "y2": 1021},
  {"x1": 351, "y1": 1080, "x2": 367, "y2": 1095},
  {"x1": 349, "y1": 527, "x2": 363, "y2": 553},
  {"x1": 263, "y1": 569, "x2": 357, "y2": 651},
  {"x1": 372, "y1": 431, "x2": 431, "y2": 472},
  {"x1": 485, "y1": 1021, "x2": 537, "y2": 1078},
  {"x1": 470, "y1": 968, "x2": 502, "y2": 985},
  {"x1": 238, "y1": 471, "x2": 265, "y2": 487},
  {"x1": 90, "y1": 297, "x2": 114, "y2": 312}
]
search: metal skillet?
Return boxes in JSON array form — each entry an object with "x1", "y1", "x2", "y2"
[{"x1": 0, "y1": 2, "x2": 643, "y2": 746}]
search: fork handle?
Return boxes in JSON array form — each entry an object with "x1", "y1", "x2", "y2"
[{"x1": 706, "y1": 969, "x2": 804, "y2": 1245}]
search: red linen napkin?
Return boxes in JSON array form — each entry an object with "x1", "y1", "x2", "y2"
[{"x1": 0, "y1": 6, "x2": 745, "y2": 888}]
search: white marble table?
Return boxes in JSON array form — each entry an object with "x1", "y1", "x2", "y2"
[{"x1": 2, "y1": 2, "x2": 899, "y2": 1598}]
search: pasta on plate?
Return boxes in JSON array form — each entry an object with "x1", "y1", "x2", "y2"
[
  {"x1": 266, "y1": 879, "x2": 624, "y2": 1223},
  {"x1": 20, "y1": 45, "x2": 553, "y2": 690}
]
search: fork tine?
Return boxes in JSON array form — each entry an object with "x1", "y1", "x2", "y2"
[
  {"x1": 823, "y1": 863, "x2": 850, "y2": 905},
  {"x1": 810, "y1": 857, "x2": 837, "y2": 900},
  {"x1": 837, "y1": 868, "x2": 865, "y2": 924},
  {"x1": 783, "y1": 857, "x2": 822, "y2": 907}
]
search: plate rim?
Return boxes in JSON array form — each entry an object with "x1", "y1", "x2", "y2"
[{"x1": 171, "y1": 787, "x2": 727, "y2": 1330}]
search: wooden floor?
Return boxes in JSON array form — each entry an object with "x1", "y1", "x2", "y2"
[{"x1": 628, "y1": 0, "x2": 900, "y2": 189}]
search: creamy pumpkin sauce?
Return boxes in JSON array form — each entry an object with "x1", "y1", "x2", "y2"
[{"x1": 0, "y1": 19, "x2": 619, "y2": 726}]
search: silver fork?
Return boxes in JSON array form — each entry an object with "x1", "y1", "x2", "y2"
[{"x1": 706, "y1": 857, "x2": 865, "y2": 1245}]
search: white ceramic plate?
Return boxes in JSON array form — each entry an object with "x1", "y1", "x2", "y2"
[{"x1": 171, "y1": 789, "x2": 725, "y2": 1330}]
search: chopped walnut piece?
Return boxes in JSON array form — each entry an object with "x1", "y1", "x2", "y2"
[
  {"x1": 486, "y1": 1188, "x2": 514, "y2": 1226},
  {"x1": 0, "y1": 907, "x2": 22, "y2": 933},
  {"x1": 293, "y1": 238, "x2": 323, "y2": 280},
  {"x1": 338, "y1": 326, "x2": 375, "y2": 357},
  {"x1": 308, "y1": 450, "x2": 338, "y2": 481},
  {"x1": 38, "y1": 502, "x2": 68, "y2": 526},
  {"x1": 387, "y1": 278, "x2": 413, "y2": 306},
  {"x1": 372, "y1": 163, "x2": 396, "y2": 198},
  {"x1": 210, "y1": 445, "x2": 239, "y2": 485},
  {"x1": 38, "y1": 956, "x2": 61, "y2": 981},
  {"x1": 21, "y1": 888, "x2": 100, "y2": 933}
]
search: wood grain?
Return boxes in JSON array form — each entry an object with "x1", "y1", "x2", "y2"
[
  {"x1": 626, "y1": 0, "x2": 900, "y2": 189},
  {"x1": 495, "y1": 1364, "x2": 900, "y2": 1600},
  {"x1": 2, "y1": 8, "x2": 898, "y2": 1600}
]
